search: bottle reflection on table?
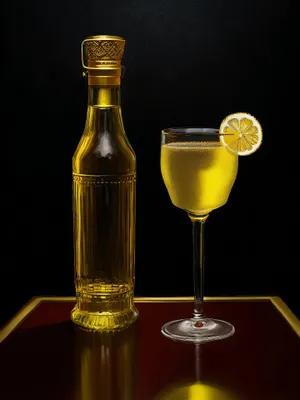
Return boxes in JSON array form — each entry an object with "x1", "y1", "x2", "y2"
[
  {"x1": 73, "y1": 322, "x2": 138, "y2": 400},
  {"x1": 154, "y1": 345, "x2": 241, "y2": 400}
]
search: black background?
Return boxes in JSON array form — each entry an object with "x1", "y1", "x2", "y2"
[{"x1": 2, "y1": 0, "x2": 298, "y2": 327}]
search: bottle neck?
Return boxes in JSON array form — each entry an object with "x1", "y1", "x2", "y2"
[
  {"x1": 88, "y1": 85, "x2": 121, "y2": 107},
  {"x1": 85, "y1": 85, "x2": 124, "y2": 135}
]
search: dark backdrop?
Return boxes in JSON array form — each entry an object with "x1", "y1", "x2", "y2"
[{"x1": 2, "y1": 0, "x2": 298, "y2": 327}]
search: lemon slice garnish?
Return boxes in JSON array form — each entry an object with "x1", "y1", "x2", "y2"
[{"x1": 219, "y1": 112, "x2": 262, "y2": 156}]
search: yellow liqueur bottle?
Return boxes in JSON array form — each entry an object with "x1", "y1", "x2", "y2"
[{"x1": 71, "y1": 36, "x2": 138, "y2": 330}]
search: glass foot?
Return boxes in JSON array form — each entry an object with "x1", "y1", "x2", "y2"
[{"x1": 161, "y1": 317, "x2": 235, "y2": 343}]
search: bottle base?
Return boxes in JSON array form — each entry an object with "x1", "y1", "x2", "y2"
[{"x1": 71, "y1": 305, "x2": 139, "y2": 331}]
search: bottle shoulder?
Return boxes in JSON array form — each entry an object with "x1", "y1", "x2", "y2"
[{"x1": 73, "y1": 130, "x2": 136, "y2": 175}]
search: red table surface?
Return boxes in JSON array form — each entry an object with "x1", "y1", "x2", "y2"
[{"x1": 0, "y1": 297, "x2": 299, "y2": 400}]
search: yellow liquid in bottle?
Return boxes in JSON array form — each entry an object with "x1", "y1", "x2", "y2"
[{"x1": 71, "y1": 88, "x2": 138, "y2": 331}]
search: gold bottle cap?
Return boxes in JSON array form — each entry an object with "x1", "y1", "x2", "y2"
[{"x1": 81, "y1": 35, "x2": 125, "y2": 86}]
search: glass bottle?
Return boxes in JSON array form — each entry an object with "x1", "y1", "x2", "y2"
[{"x1": 71, "y1": 35, "x2": 138, "y2": 330}]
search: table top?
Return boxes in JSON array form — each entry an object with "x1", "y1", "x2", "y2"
[{"x1": 0, "y1": 296, "x2": 299, "y2": 400}]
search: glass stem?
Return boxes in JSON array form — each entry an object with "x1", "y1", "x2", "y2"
[{"x1": 189, "y1": 214, "x2": 209, "y2": 320}]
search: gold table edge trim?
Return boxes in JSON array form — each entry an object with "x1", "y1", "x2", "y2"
[{"x1": 0, "y1": 296, "x2": 299, "y2": 343}]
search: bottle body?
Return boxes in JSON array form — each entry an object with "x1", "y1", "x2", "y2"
[{"x1": 71, "y1": 85, "x2": 138, "y2": 330}]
